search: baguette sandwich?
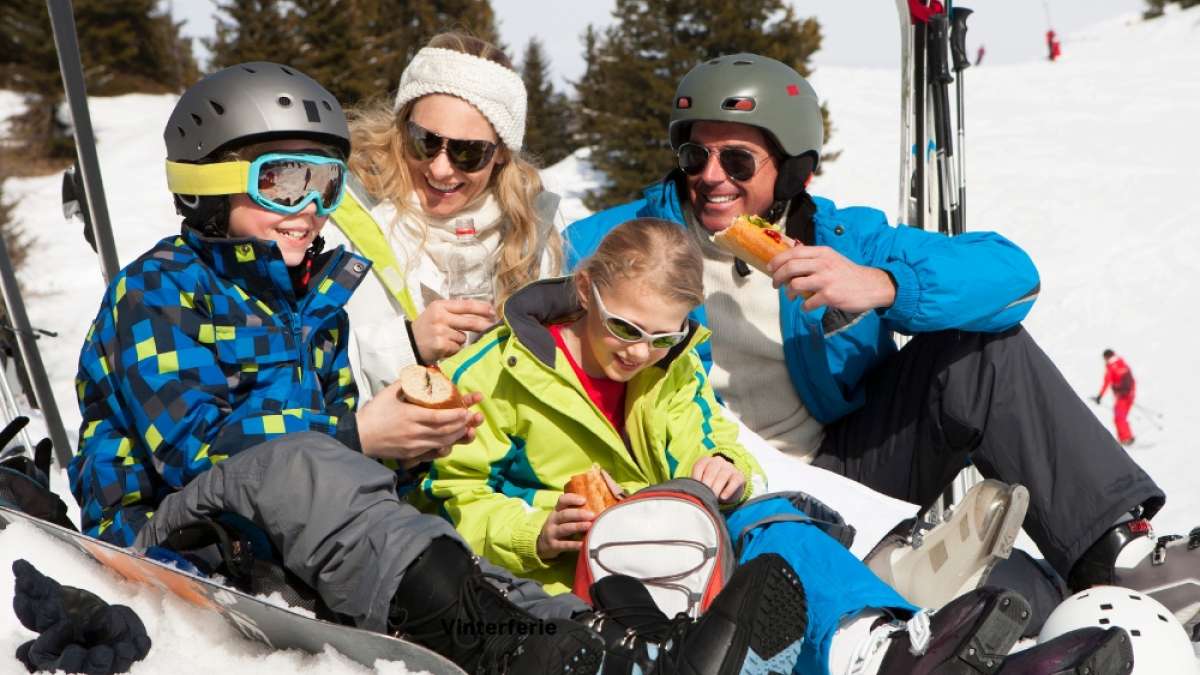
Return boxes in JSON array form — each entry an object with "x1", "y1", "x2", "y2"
[
  {"x1": 396, "y1": 365, "x2": 465, "y2": 409},
  {"x1": 564, "y1": 464, "x2": 620, "y2": 515},
  {"x1": 712, "y1": 214, "x2": 798, "y2": 275}
]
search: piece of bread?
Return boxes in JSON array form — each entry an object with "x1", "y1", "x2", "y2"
[
  {"x1": 712, "y1": 214, "x2": 798, "y2": 275},
  {"x1": 396, "y1": 365, "x2": 464, "y2": 409},
  {"x1": 564, "y1": 465, "x2": 619, "y2": 515}
]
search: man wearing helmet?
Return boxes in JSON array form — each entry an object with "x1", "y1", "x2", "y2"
[{"x1": 566, "y1": 53, "x2": 1199, "y2": 640}]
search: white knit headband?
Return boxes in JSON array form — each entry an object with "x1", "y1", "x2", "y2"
[{"x1": 394, "y1": 47, "x2": 527, "y2": 151}]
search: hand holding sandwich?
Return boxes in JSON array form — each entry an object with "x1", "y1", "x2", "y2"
[
  {"x1": 767, "y1": 245, "x2": 897, "y2": 313},
  {"x1": 358, "y1": 366, "x2": 483, "y2": 467},
  {"x1": 538, "y1": 466, "x2": 624, "y2": 560}
]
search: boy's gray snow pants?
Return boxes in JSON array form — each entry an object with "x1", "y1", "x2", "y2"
[{"x1": 134, "y1": 432, "x2": 587, "y2": 631}]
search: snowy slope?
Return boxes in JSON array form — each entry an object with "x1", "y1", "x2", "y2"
[{"x1": 2, "y1": 6, "x2": 1199, "y2": 671}]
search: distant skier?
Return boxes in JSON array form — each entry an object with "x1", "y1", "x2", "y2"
[
  {"x1": 1093, "y1": 349, "x2": 1136, "y2": 446},
  {"x1": 1046, "y1": 29, "x2": 1062, "y2": 61}
]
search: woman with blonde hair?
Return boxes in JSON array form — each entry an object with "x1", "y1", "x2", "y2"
[{"x1": 326, "y1": 32, "x2": 563, "y2": 396}]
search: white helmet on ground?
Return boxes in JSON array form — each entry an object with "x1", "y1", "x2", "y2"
[{"x1": 1039, "y1": 586, "x2": 1197, "y2": 674}]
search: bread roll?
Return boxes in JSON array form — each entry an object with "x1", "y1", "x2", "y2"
[
  {"x1": 564, "y1": 465, "x2": 619, "y2": 515},
  {"x1": 396, "y1": 365, "x2": 464, "y2": 409}
]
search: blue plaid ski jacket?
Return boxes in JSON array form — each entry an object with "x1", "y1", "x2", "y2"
[{"x1": 69, "y1": 228, "x2": 370, "y2": 545}]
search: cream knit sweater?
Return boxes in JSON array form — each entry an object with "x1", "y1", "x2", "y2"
[{"x1": 685, "y1": 210, "x2": 825, "y2": 462}]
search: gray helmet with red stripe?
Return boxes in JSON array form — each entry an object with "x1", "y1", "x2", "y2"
[
  {"x1": 670, "y1": 53, "x2": 822, "y2": 203},
  {"x1": 668, "y1": 53, "x2": 822, "y2": 165}
]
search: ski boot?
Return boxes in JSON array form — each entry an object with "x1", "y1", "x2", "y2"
[
  {"x1": 850, "y1": 586, "x2": 1031, "y2": 674},
  {"x1": 865, "y1": 480, "x2": 1029, "y2": 610},
  {"x1": 1068, "y1": 518, "x2": 1200, "y2": 641},
  {"x1": 996, "y1": 626, "x2": 1133, "y2": 675},
  {"x1": 388, "y1": 536, "x2": 604, "y2": 674},
  {"x1": 582, "y1": 553, "x2": 808, "y2": 674}
]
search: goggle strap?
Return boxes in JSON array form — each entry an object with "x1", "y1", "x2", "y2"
[{"x1": 165, "y1": 160, "x2": 251, "y2": 196}]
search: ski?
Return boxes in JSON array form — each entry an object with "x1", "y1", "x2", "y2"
[
  {"x1": 46, "y1": 0, "x2": 120, "y2": 283},
  {"x1": 0, "y1": 505, "x2": 467, "y2": 674}
]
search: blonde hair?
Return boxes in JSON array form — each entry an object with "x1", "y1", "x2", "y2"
[
  {"x1": 578, "y1": 218, "x2": 704, "y2": 309},
  {"x1": 347, "y1": 32, "x2": 562, "y2": 308}
]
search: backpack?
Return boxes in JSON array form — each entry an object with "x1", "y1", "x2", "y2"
[{"x1": 573, "y1": 478, "x2": 734, "y2": 619}]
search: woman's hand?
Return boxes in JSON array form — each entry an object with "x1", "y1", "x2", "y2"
[
  {"x1": 412, "y1": 299, "x2": 497, "y2": 363},
  {"x1": 537, "y1": 493, "x2": 596, "y2": 560},
  {"x1": 356, "y1": 379, "x2": 484, "y2": 468},
  {"x1": 690, "y1": 455, "x2": 747, "y2": 504}
]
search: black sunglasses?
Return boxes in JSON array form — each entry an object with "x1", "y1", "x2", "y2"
[
  {"x1": 406, "y1": 121, "x2": 499, "y2": 173},
  {"x1": 676, "y1": 142, "x2": 767, "y2": 182}
]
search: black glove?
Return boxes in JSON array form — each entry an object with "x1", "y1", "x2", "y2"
[
  {"x1": 1091, "y1": 395, "x2": 1102, "y2": 404},
  {"x1": 11, "y1": 559, "x2": 151, "y2": 674}
]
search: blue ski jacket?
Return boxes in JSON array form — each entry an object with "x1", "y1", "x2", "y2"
[
  {"x1": 564, "y1": 179, "x2": 1040, "y2": 424},
  {"x1": 69, "y1": 228, "x2": 370, "y2": 546}
]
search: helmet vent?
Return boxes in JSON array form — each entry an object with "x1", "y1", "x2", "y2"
[
  {"x1": 208, "y1": 100, "x2": 225, "y2": 115},
  {"x1": 176, "y1": 126, "x2": 185, "y2": 138},
  {"x1": 733, "y1": 60, "x2": 754, "y2": 66},
  {"x1": 707, "y1": 58, "x2": 720, "y2": 65},
  {"x1": 280, "y1": 66, "x2": 295, "y2": 76},
  {"x1": 721, "y1": 97, "x2": 755, "y2": 111},
  {"x1": 191, "y1": 113, "x2": 203, "y2": 126},
  {"x1": 322, "y1": 100, "x2": 333, "y2": 111},
  {"x1": 241, "y1": 65, "x2": 257, "y2": 74},
  {"x1": 277, "y1": 96, "x2": 293, "y2": 108}
]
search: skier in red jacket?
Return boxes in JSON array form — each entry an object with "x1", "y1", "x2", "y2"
[{"x1": 1093, "y1": 349, "x2": 1135, "y2": 445}]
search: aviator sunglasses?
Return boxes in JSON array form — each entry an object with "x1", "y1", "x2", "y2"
[
  {"x1": 592, "y1": 284, "x2": 689, "y2": 350},
  {"x1": 406, "y1": 121, "x2": 499, "y2": 173},
  {"x1": 675, "y1": 142, "x2": 769, "y2": 182}
]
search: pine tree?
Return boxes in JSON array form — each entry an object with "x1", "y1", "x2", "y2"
[
  {"x1": 289, "y1": 0, "x2": 370, "y2": 106},
  {"x1": 206, "y1": 0, "x2": 300, "y2": 71},
  {"x1": 574, "y1": 0, "x2": 827, "y2": 210},
  {"x1": 1144, "y1": 0, "x2": 1200, "y2": 18},
  {"x1": 520, "y1": 38, "x2": 577, "y2": 166},
  {"x1": 366, "y1": 0, "x2": 502, "y2": 102},
  {"x1": 1, "y1": 0, "x2": 198, "y2": 167},
  {"x1": 0, "y1": 176, "x2": 33, "y2": 276}
]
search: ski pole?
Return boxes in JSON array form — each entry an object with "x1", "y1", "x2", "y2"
[
  {"x1": 928, "y1": 12, "x2": 957, "y2": 236},
  {"x1": 0, "y1": 234, "x2": 72, "y2": 468},
  {"x1": 46, "y1": 0, "x2": 121, "y2": 284},
  {"x1": 950, "y1": 6, "x2": 973, "y2": 235}
]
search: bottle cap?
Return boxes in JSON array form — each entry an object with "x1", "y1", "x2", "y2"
[{"x1": 454, "y1": 218, "x2": 477, "y2": 237}]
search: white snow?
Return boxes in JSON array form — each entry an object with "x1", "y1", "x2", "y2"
[{"x1": 1, "y1": 6, "x2": 1199, "y2": 671}]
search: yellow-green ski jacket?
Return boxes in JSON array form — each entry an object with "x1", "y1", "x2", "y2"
[{"x1": 412, "y1": 277, "x2": 765, "y2": 594}]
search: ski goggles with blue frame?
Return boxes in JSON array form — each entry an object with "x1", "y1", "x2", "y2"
[{"x1": 165, "y1": 152, "x2": 348, "y2": 216}]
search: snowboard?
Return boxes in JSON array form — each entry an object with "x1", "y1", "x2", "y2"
[{"x1": 0, "y1": 505, "x2": 466, "y2": 674}]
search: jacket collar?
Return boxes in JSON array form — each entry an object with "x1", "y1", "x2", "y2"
[
  {"x1": 501, "y1": 275, "x2": 705, "y2": 370},
  {"x1": 180, "y1": 226, "x2": 371, "y2": 310}
]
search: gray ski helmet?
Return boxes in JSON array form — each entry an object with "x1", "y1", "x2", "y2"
[
  {"x1": 164, "y1": 62, "x2": 350, "y2": 163},
  {"x1": 669, "y1": 53, "x2": 822, "y2": 165}
]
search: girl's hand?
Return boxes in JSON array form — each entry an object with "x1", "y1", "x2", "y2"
[
  {"x1": 536, "y1": 493, "x2": 596, "y2": 560},
  {"x1": 690, "y1": 455, "x2": 747, "y2": 504}
]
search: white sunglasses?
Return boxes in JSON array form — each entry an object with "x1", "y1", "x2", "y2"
[{"x1": 591, "y1": 284, "x2": 689, "y2": 349}]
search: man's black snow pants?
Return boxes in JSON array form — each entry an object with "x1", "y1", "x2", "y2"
[{"x1": 812, "y1": 326, "x2": 1165, "y2": 579}]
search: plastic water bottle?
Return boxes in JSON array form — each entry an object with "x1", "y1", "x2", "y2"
[{"x1": 444, "y1": 219, "x2": 494, "y2": 303}]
